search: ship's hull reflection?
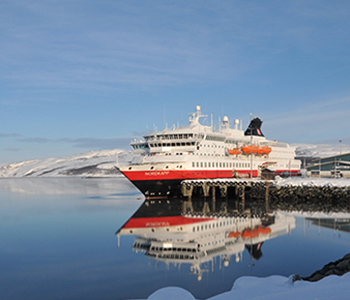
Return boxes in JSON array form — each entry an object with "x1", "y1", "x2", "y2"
[{"x1": 116, "y1": 198, "x2": 296, "y2": 280}]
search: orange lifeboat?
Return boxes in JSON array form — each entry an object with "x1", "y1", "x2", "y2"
[
  {"x1": 258, "y1": 146, "x2": 272, "y2": 155},
  {"x1": 241, "y1": 145, "x2": 259, "y2": 155},
  {"x1": 227, "y1": 148, "x2": 242, "y2": 155},
  {"x1": 242, "y1": 228, "x2": 259, "y2": 239},
  {"x1": 258, "y1": 226, "x2": 271, "y2": 235},
  {"x1": 242, "y1": 226, "x2": 271, "y2": 239},
  {"x1": 228, "y1": 231, "x2": 241, "y2": 238}
]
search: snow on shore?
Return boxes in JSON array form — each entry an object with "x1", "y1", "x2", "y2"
[
  {"x1": 274, "y1": 176, "x2": 350, "y2": 187},
  {"x1": 145, "y1": 273, "x2": 350, "y2": 300}
]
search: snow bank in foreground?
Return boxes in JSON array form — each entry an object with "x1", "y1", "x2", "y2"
[
  {"x1": 146, "y1": 273, "x2": 350, "y2": 300},
  {"x1": 274, "y1": 177, "x2": 350, "y2": 187}
]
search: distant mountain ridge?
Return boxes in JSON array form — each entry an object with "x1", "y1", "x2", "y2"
[
  {"x1": 293, "y1": 143, "x2": 350, "y2": 158},
  {"x1": 0, "y1": 144, "x2": 349, "y2": 178},
  {"x1": 0, "y1": 149, "x2": 134, "y2": 178}
]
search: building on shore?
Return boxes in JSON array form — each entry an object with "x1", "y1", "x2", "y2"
[{"x1": 305, "y1": 152, "x2": 350, "y2": 178}]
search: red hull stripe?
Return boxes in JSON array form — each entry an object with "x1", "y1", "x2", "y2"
[
  {"x1": 121, "y1": 169, "x2": 262, "y2": 181},
  {"x1": 275, "y1": 170, "x2": 300, "y2": 174},
  {"x1": 122, "y1": 216, "x2": 214, "y2": 229}
]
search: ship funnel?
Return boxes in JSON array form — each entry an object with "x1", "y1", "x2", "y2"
[{"x1": 244, "y1": 117, "x2": 264, "y2": 137}]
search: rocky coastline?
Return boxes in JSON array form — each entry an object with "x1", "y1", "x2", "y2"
[{"x1": 294, "y1": 253, "x2": 350, "y2": 282}]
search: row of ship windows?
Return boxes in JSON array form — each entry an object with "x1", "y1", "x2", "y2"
[
  {"x1": 149, "y1": 253, "x2": 197, "y2": 260},
  {"x1": 145, "y1": 133, "x2": 203, "y2": 141},
  {"x1": 201, "y1": 144, "x2": 228, "y2": 148},
  {"x1": 149, "y1": 246, "x2": 197, "y2": 253},
  {"x1": 192, "y1": 161, "x2": 250, "y2": 168},
  {"x1": 149, "y1": 142, "x2": 196, "y2": 147},
  {"x1": 146, "y1": 133, "x2": 245, "y2": 144},
  {"x1": 192, "y1": 220, "x2": 234, "y2": 233}
]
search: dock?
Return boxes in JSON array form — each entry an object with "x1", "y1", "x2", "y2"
[
  {"x1": 180, "y1": 178, "x2": 350, "y2": 210},
  {"x1": 181, "y1": 178, "x2": 272, "y2": 201}
]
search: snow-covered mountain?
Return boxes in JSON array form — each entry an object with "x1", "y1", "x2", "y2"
[
  {"x1": 0, "y1": 149, "x2": 135, "y2": 178},
  {"x1": 293, "y1": 143, "x2": 350, "y2": 158},
  {"x1": 0, "y1": 144, "x2": 350, "y2": 178}
]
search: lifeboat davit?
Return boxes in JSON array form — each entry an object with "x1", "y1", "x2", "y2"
[
  {"x1": 241, "y1": 145, "x2": 259, "y2": 155},
  {"x1": 258, "y1": 146, "x2": 272, "y2": 155},
  {"x1": 227, "y1": 148, "x2": 242, "y2": 155}
]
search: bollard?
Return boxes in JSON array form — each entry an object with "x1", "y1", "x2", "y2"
[{"x1": 181, "y1": 184, "x2": 193, "y2": 200}]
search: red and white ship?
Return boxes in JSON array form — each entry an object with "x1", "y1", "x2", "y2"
[
  {"x1": 116, "y1": 200, "x2": 296, "y2": 279},
  {"x1": 118, "y1": 106, "x2": 301, "y2": 199}
]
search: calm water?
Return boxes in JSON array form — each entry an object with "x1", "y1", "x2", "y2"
[{"x1": 1, "y1": 177, "x2": 349, "y2": 300}]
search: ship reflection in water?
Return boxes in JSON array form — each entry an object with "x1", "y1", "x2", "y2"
[{"x1": 116, "y1": 199, "x2": 296, "y2": 280}]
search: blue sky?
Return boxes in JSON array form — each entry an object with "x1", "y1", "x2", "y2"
[{"x1": 1, "y1": 0, "x2": 350, "y2": 163}]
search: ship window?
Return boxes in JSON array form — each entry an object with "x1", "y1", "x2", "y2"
[
  {"x1": 200, "y1": 162, "x2": 203, "y2": 168},
  {"x1": 150, "y1": 166, "x2": 154, "y2": 170},
  {"x1": 176, "y1": 143, "x2": 180, "y2": 146},
  {"x1": 171, "y1": 143, "x2": 175, "y2": 147},
  {"x1": 166, "y1": 166, "x2": 169, "y2": 169},
  {"x1": 128, "y1": 167, "x2": 132, "y2": 170},
  {"x1": 192, "y1": 162, "x2": 195, "y2": 167}
]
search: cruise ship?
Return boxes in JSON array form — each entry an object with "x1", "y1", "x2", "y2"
[
  {"x1": 118, "y1": 106, "x2": 301, "y2": 199},
  {"x1": 116, "y1": 200, "x2": 296, "y2": 280}
]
